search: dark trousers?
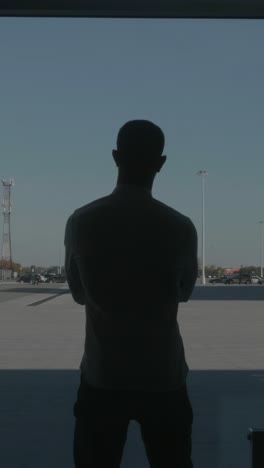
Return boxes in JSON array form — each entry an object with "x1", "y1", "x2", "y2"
[{"x1": 73, "y1": 374, "x2": 194, "y2": 468}]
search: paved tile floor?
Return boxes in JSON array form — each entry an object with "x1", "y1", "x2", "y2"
[{"x1": 0, "y1": 284, "x2": 263, "y2": 467}]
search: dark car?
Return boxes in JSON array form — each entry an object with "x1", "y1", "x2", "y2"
[
  {"x1": 225, "y1": 274, "x2": 252, "y2": 284},
  {"x1": 17, "y1": 274, "x2": 42, "y2": 284},
  {"x1": 45, "y1": 274, "x2": 66, "y2": 283},
  {"x1": 17, "y1": 274, "x2": 31, "y2": 283},
  {"x1": 224, "y1": 274, "x2": 239, "y2": 284},
  {"x1": 238, "y1": 274, "x2": 252, "y2": 284},
  {"x1": 209, "y1": 276, "x2": 229, "y2": 284}
]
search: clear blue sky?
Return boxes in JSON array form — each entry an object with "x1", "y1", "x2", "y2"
[{"x1": 0, "y1": 18, "x2": 264, "y2": 268}]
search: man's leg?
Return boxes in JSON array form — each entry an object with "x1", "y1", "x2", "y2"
[
  {"x1": 73, "y1": 376, "x2": 130, "y2": 468},
  {"x1": 138, "y1": 384, "x2": 194, "y2": 468}
]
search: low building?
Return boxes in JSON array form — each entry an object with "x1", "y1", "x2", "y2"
[
  {"x1": 0, "y1": 269, "x2": 12, "y2": 280},
  {"x1": 224, "y1": 267, "x2": 241, "y2": 276}
]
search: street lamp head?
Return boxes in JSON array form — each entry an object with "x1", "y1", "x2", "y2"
[
  {"x1": 197, "y1": 170, "x2": 208, "y2": 176},
  {"x1": 1, "y1": 179, "x2": 15, "y2": 187}
]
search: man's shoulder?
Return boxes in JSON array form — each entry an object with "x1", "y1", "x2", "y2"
[
  {"x1": 72, "y1": 194, "x2": 113, "y2": 219},
  {"x1": 151, "y1": 197, "x2": 193, "y2": 227},
  {"x1": 69, "y1": 192, "x2": 195, "y2": 233}
]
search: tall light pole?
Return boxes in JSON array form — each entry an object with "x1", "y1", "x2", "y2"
[
  {"x1": 258, "y1": 221, "x2": 264, "y2": 278},
  {"x1": 197, "y1": 170, "x2": 208, "y2": 285}
]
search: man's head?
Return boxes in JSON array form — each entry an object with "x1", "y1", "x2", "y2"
[{"x1": 112, "y1": 120, "x2": 167, "y2": 187}]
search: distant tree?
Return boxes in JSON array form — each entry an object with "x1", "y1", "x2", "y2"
[
  {"x1": 197, "y1": 260, "x2": 226, "y2": 277},
  {"x1": 47, "y1": 266, "x2": 59, "y2": 274},
  {"x1": 20, "y1": 266, "x2": 31, "y2": 274},
  {"x1": 240, "y1": 266, "x2": 260, "y2": 276},
  {"x1": 205, "y1": 265, "x2": 225, "y2": 277},
  {"x1": 0, "y1": 260, "x2": 11, "y2": 269},
  {"x1": 0, "y1": 260, "x2": 22, "y2": 272},
  {"x1": 12, "y1": 262, "x2": 22, "y2": 273}
]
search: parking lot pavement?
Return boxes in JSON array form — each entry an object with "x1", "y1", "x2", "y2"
[
  {"x1": 0, "y1": 287, "x2": 264, "y2": 467},
  {"x1": 0, "y1": 282, "x2": 68, "y2": 304}
]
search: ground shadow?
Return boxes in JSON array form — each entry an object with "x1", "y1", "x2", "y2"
[
  {"x1": 3, "y1": 285, "x2": 264, "y2": 301},
  {"x1": 0, "y1": 370, "x2": 263, "y2": 468},
  {"x1": 0, "y1": 287, "x2": 70, "y2": 295},
  {"x1": 191, "y1": 285, "x2": 264, "y2": 301}
]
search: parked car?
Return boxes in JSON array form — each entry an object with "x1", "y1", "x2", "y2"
[
  {"x1": 37, "y1": 274, "x2": 46, "y2": 283},
  {"x1": 239, "y1": 274, "x2": 252, "y2": 284},
  {"x1": 225, "y1": 274, "x2": 262, "y2": 285},
  {"x1": 209, "y1": 276, "x2": 229, "y2": 284},
  {"x1": 17, "y1": 274, "x2": 31, "y2": 283},
  {"x1": 17, "y1": 274, "x2": 42, "y2": 284},
  {"x1": 45, "y1": 274, "x2": 66, "y2": 283},
  {"x1": 251, "y1": 276, "x2": 263, "y2": 284},
  {"x1": 224, "y1": 274, "x2": 249, "y2": 284}
]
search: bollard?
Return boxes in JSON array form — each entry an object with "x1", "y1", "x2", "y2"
[{"x1": 247, "y1": 427, "x2": 264, "y2": 468}]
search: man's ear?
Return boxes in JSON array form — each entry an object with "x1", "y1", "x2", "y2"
[
  {"x1": 156, "y1": 155, "x2": 167, "y2": 173},
  {"x1": 112, "y1": 149, "x2": 120, "y2": 167}
]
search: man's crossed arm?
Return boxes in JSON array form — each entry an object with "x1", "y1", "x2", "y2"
[{"x1": 64, "y1": 214, "x2": 85, "y2": 306}]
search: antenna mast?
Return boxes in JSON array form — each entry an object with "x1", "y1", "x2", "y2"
[{"x1": 1, "y1": 179, "x2": 14, "y2": 280}]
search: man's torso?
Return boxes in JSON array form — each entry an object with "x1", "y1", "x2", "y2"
[{"x1": 68, "y1": 185, "x2": 194, "y2": 391}]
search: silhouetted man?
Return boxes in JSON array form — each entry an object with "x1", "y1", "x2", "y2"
[{"x1": 65, "y1": 120, "x2": 198, "y2": 468}]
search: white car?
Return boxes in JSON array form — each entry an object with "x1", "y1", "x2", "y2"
[
  {"x1": 251, "y1": 276, "x2": 262, "y2": 284},
  {"x1": 37, "y1": 275, "x2": 46, "y2": 283}
]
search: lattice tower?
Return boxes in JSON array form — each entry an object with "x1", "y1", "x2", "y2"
[{"x1": 1, "y1": 179, "x2": 14, "y2": 273}]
